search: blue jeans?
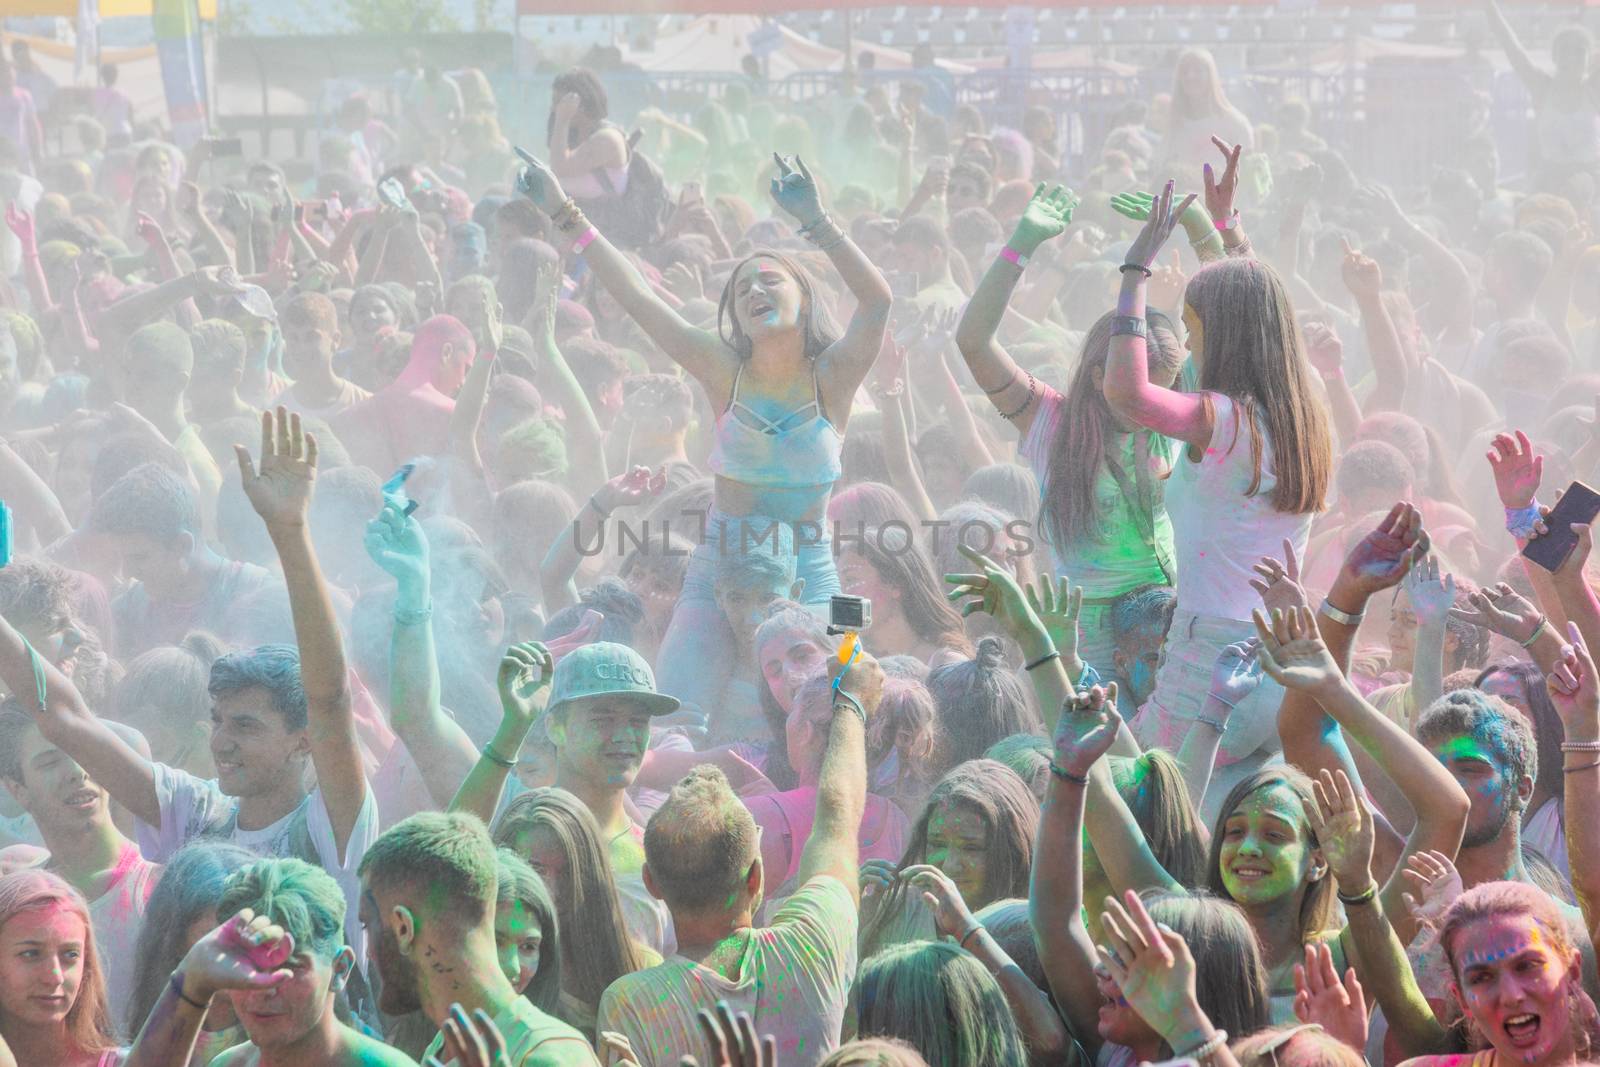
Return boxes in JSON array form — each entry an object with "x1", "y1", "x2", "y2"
[{"x1": 654, "y1": 510, "x2": 841, "y2": 727}]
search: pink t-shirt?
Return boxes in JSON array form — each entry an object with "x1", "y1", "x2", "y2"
[{"x1": 745, "y1": 788, "x2": 908, "y2": 889}]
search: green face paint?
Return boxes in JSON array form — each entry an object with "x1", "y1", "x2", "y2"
[
  {"x1": 1217, "y1": 783, "x2": 1316, "y2": 907},
  {"x1": 1431, "y1": 733, "x2": 1519, "y2": 850},
  {"x1": 923, "y1": 800, "x2": 992, "y2": 909}
]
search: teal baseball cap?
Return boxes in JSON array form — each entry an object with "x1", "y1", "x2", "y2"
[{"x1": 546, "y1": 642, "x2": 680, "y2": 717}]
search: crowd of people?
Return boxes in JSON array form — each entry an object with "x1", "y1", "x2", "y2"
[{"x1": 5, "y1": 1, "x2": 1600, "y2": 1063}]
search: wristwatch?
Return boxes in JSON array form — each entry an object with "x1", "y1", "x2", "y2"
[{"x1": 1214, "y1": 210, "x2": 1241, "y2": 232}]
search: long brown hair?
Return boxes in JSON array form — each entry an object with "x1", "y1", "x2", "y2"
[
  {"x1": 1204, "y1": 769, "x2": 1339, "y2": 944},
  {"x1": 1185, "y1": 258, "x2": 1331, "y2": 514},
  {"x1": 840, "y1": 525, "x2": 973, "y2": 658},
  {"x1": 1041, "y1": 309, "x2": 1183, "y2": 549},
  {"x1": 492, "y1": 789, "x2": 646, "y2": 1017},
  {"x1": 861, "y1": 760, "x2": 1039, "y2": 957},
  {"x1": 0, "y1": 870, "x2": 116, "y2": 1054},
  {"x1": 716, "y1": 249, "x2": 840, "y2": 362}
]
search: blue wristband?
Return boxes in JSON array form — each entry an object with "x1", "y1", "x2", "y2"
[{"x1": 1505, "y1": 503, "x2": 1543, "y2": 540}]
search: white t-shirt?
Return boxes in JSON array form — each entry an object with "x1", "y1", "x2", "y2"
[
  {"x1": 134, "y1": 763, "x2": 378, "y2": 970},
  {"x1": 87, "y1": 845, "x2": 162, "y2": 1023},
  {"x1": 596, "y1": 876, "x2": 856, "y2": 1067},
  {"x1": 1524, "y1": 797, "x2": 1571, "y2": 884},
  {"x1": 1164, "y1": 393, "x2": 1315, "y2": 622}
]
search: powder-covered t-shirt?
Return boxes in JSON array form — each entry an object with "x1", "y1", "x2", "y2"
[
  {"x1": 1163, "y1": 393, "x2": 1314, "y2": 622},
  {"x1": 1020, "y1": 385, "x2": 1176, "y2": 595},
  {"x1": 86, "y1": 844, "x2": 162, "y2": 1017},
  {"x1": 596, "y1": 875, "x2": 857, "y2": 1067},
  {"x1": 423, "y1": 996, "x2": 598, "y2": 1066},
  {"x1": 134, "y1": 762, "x2": 378, "y2": 970},
  {"x1": 112, "y1": 560, "x2": 277, "y2": 658}
]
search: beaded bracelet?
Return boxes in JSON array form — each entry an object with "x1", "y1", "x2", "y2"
[
  {"x1": 997, "y1": 372, "x2": 1037, "y2": 421},
  {"x1": 394, "y1": 602, "x2": 433, "y2": 627}
]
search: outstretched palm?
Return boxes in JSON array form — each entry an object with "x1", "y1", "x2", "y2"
[
  {"x1": 1013, "y1": 184, "x2": 1079, "y2": 250},
  {"x1": 1252, "y1": 606, "x2": 1341, "y2": 695},
  {"x1": 1340, "y1": 502, "x2": 1425, "y2": 600},
  {"x1": 236, "y1": 407, "x2": 317, "y2": 529}
]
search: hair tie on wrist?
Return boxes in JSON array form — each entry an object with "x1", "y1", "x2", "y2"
[
  {"x1": 1336, "y1": 884, "x2": 1377, "y2": 907},
  {"x1": 958, "y1": 922, "x2": 984, "y2": 949},
  {"x1": 1024, "y1": 650, "x2": 1060, "y2": 672},
  {"x1": 1119, "y1": 263, "x2": 1153, "y2": 278},
  {"x1": 480, "y1": 744, "x2": 517, "y2": 769},
  {"x1": 1048, "y1": 761, "x2": 1088, "y2": 786}
]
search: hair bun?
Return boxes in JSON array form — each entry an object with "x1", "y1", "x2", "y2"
[{"x1": 975, "y1": 635, "x2": 1005, "y2": 671}]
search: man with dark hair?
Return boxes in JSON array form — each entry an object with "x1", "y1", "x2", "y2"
[
  {"x1": 91, "y1": 461, "x2": 275, "y2": 656},
  {"x1": 358, "y1": 812, "x2": 597, "y2": 1065},
  {"x1": 596, "y1": 648, "x2": 884, "y2": 1066},
  {"x1": 0, "y1": 702, "x2": 159, "y2": 1010},
  {"x1": 128, "y1": 858, "x2": 417, "y2": 1066},
  {"x1": 3, "y1": 410, "x2": 379, "y2": 982}
]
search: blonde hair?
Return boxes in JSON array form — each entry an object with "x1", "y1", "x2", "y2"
[
  {"x1": 1185, "y1": 258, "x2": 1332, "y2": 514},
  {"x1": 0, "y1": 871, "x2": 116, "y2": 1054}
]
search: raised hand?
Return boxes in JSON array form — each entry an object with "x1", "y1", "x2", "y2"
[
  {"x1": 1305, "y1": 768, "x2": 1374, "y2": 893},
  {"x1": 902, "y1": 862, "x2": 979, "y2": 942},
  {"x1": 4, "y1": 202, "x2": 35, "y2": 250},
  {"x1": 1339, "y1": 238, "x2": 1382, "y2": 300},
  {"x1": 599, "y1": 1031, "x2": 642, "y2": 1067},
  {"x1": 1206, "y1": 640, "x2": 1263, "y2": 721},
  {"x1": 1339, "y1": 502, "x2": 1427, "y2": 602},
  {"x1": 1109, "y1": 190, "x2": 1158, "y2": 223},
  {"x1": 1024, "y1": 572, "x2": 1084, "y2": 671},
  {"x1": 1302, "y1": 319, "x2": 1344, "y2": 376},
  {"x1": 1486, "y1": 430, "x2": 1544, "y2": 511},
  {"x1": 859, "y1": 858, "x2": 899, "y2": 900},
  {"x1": 684, "y1": 1001, "x2": 776, "y2": 1067},
  {"x1": 235, "y1": 407, "x2": 317, "y2": 530},
  {"x1": 1098, "y1": 889, "x2": 1207, "y2": 1045},
  {"x1": 1399, "y1": 850, "x2": 1462, "y2": 929},
  {"x1": 1202, "y1": 136, "x2": 1243, "y2": 223},
  {"x1": 769, "y1": 153, "x2": 824, "y2": 227},
  {"x1": 1124, "y1": 181, "x2": 1198, "y2": 272},
  {"x1": 944, "y1": 543, "x2": 1043, "y2": 643},
  {"x1": 1010, "y1": 183, "x2": 1080, "y2": 252},
  {"x1": 1252, "y1": 606, "x2": 1343, "y2": 696},
  {"x1": 363, "y1": 494, "x2": 429, "y2": 586},
  {"x1": 1249, "y1": 538, "x2": 1311, "y2": 613},
  {"x1": 1052, "y1": 683, "x2": 1122, "y2": 779},
  {"x1": 1403, "y1": 555, "x2": 1456, "y2": 629},
  {"x1": 1448, "y1": 581, "x2": 1544, "y2": 644},
  {"x1": 497, "y1": 641, "x2": 554, "y2": 732},
  {"x1": 1546, "y1": 621, "x2": 1600, "y2": 743},
  {"x1": 594, "y1": 466, "x2": 668, "y2": 515},
  {"x1": 428, "y1": 1004, "x2": 510, "y2": 1067},
  {"x1": 513, "y1": 148, "x2": 569, "y2": 215},
  {"x1": 1293, "y1": 942, "x2": 1368, "y2": 1052},
  {"x1": 176, "y1": 909, "x2": 295, "y2": 1006}
]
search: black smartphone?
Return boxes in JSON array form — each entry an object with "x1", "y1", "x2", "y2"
[{"x1": 1523, "y1": 480, "x2": 1600, "y2": 572}]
